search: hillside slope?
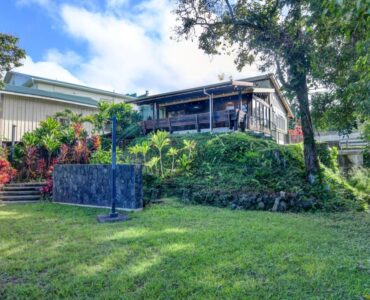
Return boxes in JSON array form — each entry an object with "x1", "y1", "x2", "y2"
[{"x1": 130, "y1": 132, "x2": 367, "y2": 211}]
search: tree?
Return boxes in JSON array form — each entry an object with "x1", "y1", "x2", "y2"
[
  {"x1": 173, "y1": 0, "x2": 329, "y2": 182},
  {"x1": 0, "y1": 33, "x2": 26, "y2": 88},
  {"x1": 90, "y1": 101, "x2": 141, "y2": 143},
  {"x1": 311, "y1": 1, "x2": 369, "y2": 134},
  {"x1": 54, "y1": 109, "x2": 92, "y2": 127}
]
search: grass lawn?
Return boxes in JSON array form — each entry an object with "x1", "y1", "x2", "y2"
[{"x1": 0, "y1": 200, "x2": 369, "y2": 299}]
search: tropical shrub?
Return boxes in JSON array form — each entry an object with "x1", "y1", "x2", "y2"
[
  {"x1": 90, "y1": 101, "x2": 141, "y2": 147},
  {"x1": 15, "y1": 113, "x2": 99, "y2": 182},
  {"x1": 128, "y1": 132, "x2": 367, "y2": 211},
  {"x1": 0, "y1": 157, "x2": 16, "y2": 184}
]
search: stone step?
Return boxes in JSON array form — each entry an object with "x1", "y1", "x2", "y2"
[
  {"x1": 2, "y1": 186, "x2": 42, "y2": 191},
  {"x1": 0, "y1": 195, "x2": 41, "y2": 201},
  {"x1": 5, "y1": 182, "x2": 46, "y2": 188},
  {"x1": 0, "y1": 190, "x2": 40, "y2": 196}
]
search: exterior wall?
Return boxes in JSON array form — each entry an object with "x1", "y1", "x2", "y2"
[
  {"x1": 0, "y1": 93, "x2": 97, "y2": 142},
  {"x1": 34, "y1": 82, "x2": 127, "y2": 103},
  {"x1": 53, "y1": 164, "x2": 143, "y2": 211}
]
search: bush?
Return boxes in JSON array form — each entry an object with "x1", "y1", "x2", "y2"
[
  {"x1": 0, "y1": 157, "x2": 17, "y2": 184},
  {"x1": 128, "y1": 132, "x2": 366, "y2": 212}
]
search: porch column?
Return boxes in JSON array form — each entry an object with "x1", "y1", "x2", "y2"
[
  {"x1": 238, "y1": 89, "x2": 242, "y2": 109},
  {"x1": 155, "y1": 103, "x2": 160, "y2": 120}
]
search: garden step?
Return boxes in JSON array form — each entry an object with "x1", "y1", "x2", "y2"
[
  {"x1": 5, "y1": 182, "x2": 46, "y2": 188},
  {"x1": 0, "y1": 190, "x2": 40, "y2": 196},
  {"x1": 0, "y1": 195, "x2": 41, "y2": 201},
  {"x1": 2, "y1": 186, "x2": 42, "y2": 191}
]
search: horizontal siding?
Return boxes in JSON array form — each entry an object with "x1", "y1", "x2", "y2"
[{"x1": 0, "y1": 94, "x2": 97, "y2": 142}]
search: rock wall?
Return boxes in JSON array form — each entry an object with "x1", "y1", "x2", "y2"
[{"x1": 53, "y1": 164, "x2": 143, "y2": 211}]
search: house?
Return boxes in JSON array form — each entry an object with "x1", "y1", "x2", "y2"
[
  {"x1": 128, "y1": 74, "x2": 293, "y2": 144},
  {"x1": 0, "y1": 72, "x2": 136, "y2": 142}
]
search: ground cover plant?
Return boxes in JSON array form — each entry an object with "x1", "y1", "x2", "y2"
[
  {"x1": 117, "y1": 131, "x2": 368, "y2": 212},
  {"x1": 0, "y1": 201, "x2": 369, "y2": 299}
]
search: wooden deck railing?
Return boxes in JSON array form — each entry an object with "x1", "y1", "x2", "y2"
[{"x1": 141, "y1": 109, "x2": 272, "y2": 136}]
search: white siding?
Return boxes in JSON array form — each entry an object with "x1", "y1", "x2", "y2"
[{"x1": 0, "y1": 94, "x2": 97, "y2": 142}]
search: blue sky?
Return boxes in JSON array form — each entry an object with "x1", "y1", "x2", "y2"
[{"x1": 0, "y1": 0, "x2": 260, "y2": 94}]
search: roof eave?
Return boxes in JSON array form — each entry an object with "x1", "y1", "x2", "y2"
[
  {"x1": 29, "y1": 77, "x2": 135, "y2": 100},
  {"x1": 0, "y1": 90, "x2": 98, "y2": 108},
  {"x1": 268, "y1": 74, "x2": 294, "y2": 118}
]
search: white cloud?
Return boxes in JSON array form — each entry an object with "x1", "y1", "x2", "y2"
[
  {"x1": 15, "y1": 0, "x2": 262, "y2": 95},
  {"x1": 106, "y1": 0, "x2": 129, "y2": 10},
  {"x1": 17, "y1": 56, "x2": 83, "y2": 85},
  {"x1": 16, "y1": 0, "x2": 51, "y2": 6},
  {"x1": 44, "y1": 49, "x2": 82, "y2": 68}
]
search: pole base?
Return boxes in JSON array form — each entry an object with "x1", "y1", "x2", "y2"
[{"x1": 96, "y1": 214, "x2": 129, "y2": 223}]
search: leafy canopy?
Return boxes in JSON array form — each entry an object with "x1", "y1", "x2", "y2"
[{"x1": 0, "y1": 33, "x2": 26, "y2": 88}]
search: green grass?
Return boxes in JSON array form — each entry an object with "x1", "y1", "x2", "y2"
[{"x1": 1, "y1": 200, "x2": 370, "y2": 299}]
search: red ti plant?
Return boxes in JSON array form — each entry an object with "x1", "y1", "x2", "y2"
[
  {"x1": 24, "y1": 146, "x2": 38, "y2": 180},
  {"x1": 57, "y1": 144, "x2": 69, "y2": 164},
  {"x1": 40, "y1": 159, "x2": 57, "y2": 198},
  {"x1": 73, "y1": 139, "x2": 90, "y2": 164},
  {"x1": 72, "y1": 123, "x2": 83, "y2": 139},
  {"x1": 91, "y1": 135, "x2": 101, "y2": 151},
  {"x1": 0, "y1": 158, "x2": 17, "y2": 184},
  {"x1": 35, "y1": 159, "x2": 47, "y2": 179}
]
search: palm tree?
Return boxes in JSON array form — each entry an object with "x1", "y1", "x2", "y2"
[
  {"x1": 42, "y1": 134, "x2": 61, "y2": 166},
  {"x1": 150, "y1": 131, "x2": 170, "y2": 177},
  {"x1": 54, "y1": 109, "x2": 92, "y2": 126},
  {"x1": 167, "y1": 147, "x2": 179, "y2": 173}
]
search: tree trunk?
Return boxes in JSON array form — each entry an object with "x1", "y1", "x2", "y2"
[{"x1": 295, "y1": 75, "x2": 320, "y2": 183}]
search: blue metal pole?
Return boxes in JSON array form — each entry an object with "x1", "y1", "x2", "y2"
[{"x1": 110, "y1": 115, "x2": 118, "y2": 217}]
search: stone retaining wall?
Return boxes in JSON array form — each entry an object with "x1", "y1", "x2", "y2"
[{"x1": 53, "y1": 164, "x2": 143, "y2": 211}]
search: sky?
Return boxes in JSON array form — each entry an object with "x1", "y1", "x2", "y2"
[{"x1": 0, "y1": 0, "x2": 262, "y2": 95}]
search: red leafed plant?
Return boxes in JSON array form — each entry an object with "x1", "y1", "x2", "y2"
[
  {"x1": 40, "y1": 159, "x2": 57, "y2": 198},
  {"x1": 0, "y1": 158, "x2": 17, "y2": 184},
  {"x1": 57, "y1": 144, "x2": 69, "y2": 164},
  {"x1": 36, "y1": 159, "x2": 47, "y2": 179},
  {"x1": 72, "y1": 122, "x2": 83, "y2": 139},
  {"x1": 73, "y1": 139, "x2": 90, "y2": 163},
  {"x1": 91, "y1": 135, "x2": 101, "y2": 151}
]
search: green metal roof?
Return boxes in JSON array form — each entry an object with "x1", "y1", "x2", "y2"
[
  {"x1": 4, "y1": 71, "x2": 137, "y2": 101},
  {"x1": 3, "y1": 84, "x2": 99, "y2": 107}
]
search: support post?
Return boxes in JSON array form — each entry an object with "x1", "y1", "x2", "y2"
[
  {"x1": 238, "y1": 89, "x2": 242, "y2": 110},
  {"x1": 195, "y1": 114, "x2": 200, "y2": 132},
  {"x1": 110, "y1": 115, "x2": 118, "y2": 218},
  {"x1": 10, "y1": 125, "x2": 16, "y2": 163},
  {"x1": 168, "y1": 118, "x2": 172, "y2": 133},
  {"x1": 210, "y1": 95, "x2": 213, "y2": 132}
]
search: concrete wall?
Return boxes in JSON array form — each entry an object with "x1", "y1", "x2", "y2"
[
  {"x1": 0, "y1": 93, "x2": 96, "y2": 142},
  {"x1": 53, "y1": 164, "x2": 143, "y2": 211}
]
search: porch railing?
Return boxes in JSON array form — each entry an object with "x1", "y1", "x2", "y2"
[{"x1": 141, "y1": 109, "x2": 272, "y2": 136}]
